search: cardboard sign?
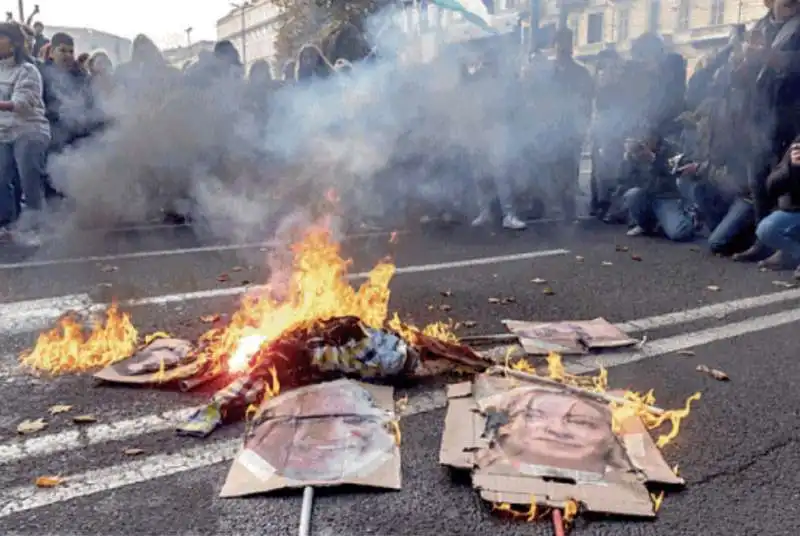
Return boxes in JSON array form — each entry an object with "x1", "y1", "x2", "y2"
[
  {"x1": 440, "y1": 374, "x2": 683, "y2": 517},
  {"x1": 502, "y1": 318, "x2": 637, "y2": 355},
  {"x1": 93, "y1": 338, "x2": 200, "y2": 385},
  {"x1": 220, "y1": 379, "x2": 401, "y2": 498}
]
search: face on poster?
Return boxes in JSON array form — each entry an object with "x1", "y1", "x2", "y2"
[
  {"x1": 246, "y1": 381, "x2": 396, "y2": 483},
  {"x1": 481, "y1": 385, "x2": 633, "y2": 479}
]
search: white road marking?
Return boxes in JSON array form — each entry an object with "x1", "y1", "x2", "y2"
[
  {"x1": 0, "y1": 391, "x2": 447, "y2": 518},
  {"x1": 0, "y1": 248, "x2": 571, "y2": 336},
  {"x1": 0, "y1": 309, "x2": 796, "y2": 515},
  {"x1": 567, "y1": 306, "x2": 800, "y2": 374}
]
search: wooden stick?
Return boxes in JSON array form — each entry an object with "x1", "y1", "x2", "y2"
[
  {"x1": 458, "y1": 333, "x2": 518, "y2": 345},
  {"x1": 298, "y1": 486, "x2": 314, "y2": 536},
  {"x1": 486, "y1": 366, "x2": 666, "y2": 416},
  {"x1": 552, "y1": 508, "x2": 565, "y2": 536}
]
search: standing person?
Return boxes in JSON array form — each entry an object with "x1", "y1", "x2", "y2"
[
  {"x1": 0, "y1": 22, "x2": 50, "y2": 244},
  {"x1": 31, "y1": 21, "x2": 48, "y2": 59},
  {"x1": 542, "y1": 28, "x2": 593, "y2": 222}
]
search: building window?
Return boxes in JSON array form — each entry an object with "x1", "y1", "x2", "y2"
[
  {"x1": 587, "y1": 12, "x2": 604, "y2": 44},
  {"x1": 648, "y1": 0, "x2": 661, "y2": 32},
  {"x1": 616, "y1": 8, "x2": 630, "y2": 42},
  {"x1": 710, "y1": 0, "x2": 725, "y2": 25},
  {"x1": 676, "y1": 0, "x2": 691, "y2": 30}
]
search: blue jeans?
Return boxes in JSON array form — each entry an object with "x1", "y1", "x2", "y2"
[
  {"x1": 678, "y1": 178, "x2": 755, "y2": 253},
  {"x1": 756, "y1": 211, "x2": 800, "y2": 262},
  {"x1": 623, "y1": 186, "x2": 694, "y2": 241},
  {"x1": 0, "y1": 134, "x2": 48, "y2": 226}
]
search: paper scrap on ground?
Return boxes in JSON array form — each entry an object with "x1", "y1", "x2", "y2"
[{"x1": 502, "y1": 318, "x2": 637, "y2": 355}]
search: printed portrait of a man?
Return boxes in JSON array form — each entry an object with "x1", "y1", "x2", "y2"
[
  {"x1": 479, "y1": 385, "x2": 633, "y2": 482},
  {"x1": 246, "y1": 380, "x2": 396, "y2": 484}
]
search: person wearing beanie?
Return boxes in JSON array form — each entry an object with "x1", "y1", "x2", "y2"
[{"x1": 0, "y1": 22, "x2": 50, "y2": 245}]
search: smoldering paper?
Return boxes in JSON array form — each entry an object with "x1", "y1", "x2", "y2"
[
  {"x1": 220, "y1": 379, "x2": 401, "y2": 498},
  {"x1": 440, "y1": 374, "x2": 683, "y2": 517}
]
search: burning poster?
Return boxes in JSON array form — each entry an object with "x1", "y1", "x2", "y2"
[
  {"x1": 502, "y1": 318, "x2": 637, "y2": 355},
  {"x1": 220, "y1": 379, "x2": 401, "y2": 498},
  {"x1": 93, "y1": 337, "x2": 200, "y2": 385},
  {"x1": 440, "y1": 373, "x2": 685, "y2": 518}
]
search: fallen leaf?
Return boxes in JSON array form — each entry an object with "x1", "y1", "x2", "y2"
[
  {"x1": 488, "y1": 297, "x2": 501, "y2": 304},
  {"x1": 231, "y1": 266, "x2": 243, "y2": 272},
  {"x1": 48, "y1": 404, "x2": 73, "y2": 415},
  {"x1": 200, "y1": 314, "x2": 220, "y2": 324},
  {"x1": 241, "y1": 280, "x2": 251, "y2": 285},
  {"x1": 216, "y1": 273, "x2": 230, "y2": 282},
  {"x1": 123, "y1": 448, "x2": 146, "y2": 456},
  {"x1": 575, "y1": 256, "x2": 585, "y2": 262},
  {"x1": 531, "y1": 278, "x2": 547, "y2": 284},
  {"x1": 706, "y1": 285, "x2": 721, "y2": 292},
  {"x1": 440, "y1": 290, "x2": 453, "y2": 297},
  {"x1": 676, "y1": 350, "x2": 696, "y2": 357},
  {"x1": 426, "y1": 304, "x2": 434, "y2": 311},
  {"x1": 501, "y1": 296, "x2": 516, "y2": 304},
  {"x1": 615, "y1": 245, "x2": 629, "y2": 252},
  {"x1": 35, "y1": 476, "x2": 65, "y2": 488},
  {"x1": 439, "y1": 304, "x2": 452, "y2": 312},
  {"x1": 100, "y1": 264, "x2": 118, "y2": 273},
  {"x1": 696, "y1": 364, "x2": 730, "y2": 381},
  {"x1": 772, "y1": 280, "x2": 795, "y2": 288},
  {"x1": 72, "y1": 415, "x2": 98, "y2": 424},
  {"x1": 631, "y1": 255, "x2": 643, "y2": 262},
  {"x1": 601, "y1": 261, "x2": 614, "y2": 266},
  {"x1": 689, "y1": 246, "x2": 701, "y2": 252},
  {"x1": 462, "y1": 320, "x2": 477, "y2": 328},
  {"x1": 17, "y1": 418, "x2": 47, "y2": 434},
  {"x1": 543, "y1": 288, "x2": 555, "y2": 296}
]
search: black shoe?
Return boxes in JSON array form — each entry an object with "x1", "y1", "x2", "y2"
[{"x1": 759, "y1": 251, "x2": 797, "y2": 271}]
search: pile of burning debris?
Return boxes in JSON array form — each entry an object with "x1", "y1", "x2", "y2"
[{"x1": 18, "y1": 227, "x2": 701, "y2": 535}]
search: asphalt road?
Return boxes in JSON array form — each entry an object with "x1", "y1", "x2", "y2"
[{"x1": 1, "y1": 219, "x2": 799, "y2": 536}]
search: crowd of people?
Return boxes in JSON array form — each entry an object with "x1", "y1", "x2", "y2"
[{"x1": 0, "y1": 0, "x2": 799, "y2": 279}]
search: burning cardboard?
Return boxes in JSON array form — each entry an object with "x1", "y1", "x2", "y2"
[
  {"x1": 440, "y1": 373, "x2": 684, "y2": 518},
  {"x1": 220, "y1": 379, "x2": 401, "y2": 498},
  {"x1": 502, "y1": 318, "x2": 636, "y2": 355},
  {"x1": 93, "y1": 337, "x2": 199, "y2": 385}
]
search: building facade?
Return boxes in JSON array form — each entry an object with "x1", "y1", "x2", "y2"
[
  {"x1": 163, "y1": 40, "x2": 216, "y2": 70},
  {"x1": 216, "y1": 0, "x2": 282, "y2": 70},
  {"x1": 46, "y1": 26, "x2": 132, "y2": 65}
]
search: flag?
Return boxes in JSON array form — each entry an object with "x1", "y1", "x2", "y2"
[{"x1": 431, "y1": 0, "x2": 499, "y2": 34}]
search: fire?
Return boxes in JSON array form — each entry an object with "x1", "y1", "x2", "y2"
[
  {"x1": 21, "y1": 305, "x2": 138, "y2": 375},
  {"x1": 21, "y1": 226, "x2": 455, "y2": 376}
]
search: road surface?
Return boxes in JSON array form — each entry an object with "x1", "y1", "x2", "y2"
[{"x1": 1, "y1": 220, "x2": 798, "y2": 535}]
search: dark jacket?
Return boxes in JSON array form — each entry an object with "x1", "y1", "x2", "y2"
[
  {"x1": 766, "y1": 137, "x2": 800, "y2": 211},
  {"x1": 41, "y1": 61, "x2": 95, "y2": 148},
  {"x1": 620, "y1": 138, "x2": 680, "y2": 197}
]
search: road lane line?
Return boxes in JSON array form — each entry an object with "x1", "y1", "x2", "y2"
[
  {"x1": 0, "y1": 391, "x2": 447, "y2": 518},
  {"x1": 0, "y1": 248, "x2": 571, "y2": 336},
  {"x1": 0, "y1": 311, "x2": 797, "y2": 515}
]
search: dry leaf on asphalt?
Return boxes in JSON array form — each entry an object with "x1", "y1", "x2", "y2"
[
  {"x1": 676, "y1": 350, "x2": 696, "y2": 357},
  {"x1": 543, "y1": 288, "x2": 555, "y2": 296},
  {"x1": 488, "y1": 297, "x2": 501, "y2": 304},
  {"x1": 575, "y1": 256, "x2": 585, "y2": 262},
  {"x1": 100, "y1": 264, "x2": 118, "y2": 273},
  {"x1": 706, "y1": 285, "x2": 721, "y2": 292},
  {"x1": 631, "y1": 255, "x2": 643, "y2": 262},
  {"x1": 72, "y1": 415, "x2": 98, "y2": 424},
  {"x1": 615, "y1": 245, "x2": 629, "y2": 252},
  {"x1": 601, "y1": 261, "x2": 614, "y2": 266},
  {"x1": 439, "y1": 304, "x2": 452, "y2": 312},
  {"x1": 216, "y1": 273, "x2": 230, "y2": 282},
  {"x1": 123, "y1": 448, "x2": 146, "y2": 456},
  {"x1": 200, "y1": 314, "x2": 220, "y2": 324},
  {"x1": 48, "y1": 404, "x2": 73, "y2": 415},
  {"x1": 231, "y1": 266, "x2": 243, "y2": 272},
  {"x1": 440, "y1": 290, "x2": 453, "y2": 297},
  {"x1": 696, "y1": 365, "x2": 730, "y2": 381},
  {"x1": 501, "y1": 296, "x2": 516, "y2": 304},
  {"x1": 772, "y1": 280, "x2": 795, "y2": 288},
  {"x1": 17, "y1": 418, "x2": 48, "y2": 434},
  {"x1": 531, "y1": 278, "x2": 547, "y2": 284},
  {"x1": 35, "y1": 476, "x2": 65, "y2": 488},
  {"x1": 462, "y1": 320, "x2": 477, "y2": 328},
  {"x1": 689, "y1": 246, "x2": 701, "y2": 252}
]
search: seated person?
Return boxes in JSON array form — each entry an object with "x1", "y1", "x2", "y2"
[
  {"x1": 755, "y1": 139, "x2": 800, "y2": 278},
  {"x1": 621, "y1": 131, "x2": 695, "y2": 241}
]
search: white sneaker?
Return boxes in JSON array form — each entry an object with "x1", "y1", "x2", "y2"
[
  {"x1": 502, "y1": 214, "x2": 527, "y2": 230},
  {"x1": 471, "y1": 209, "x2": 492, "y2": 227},
  {"x1": 626, "y1": 225, "x2": 645, "y2": 237}
]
